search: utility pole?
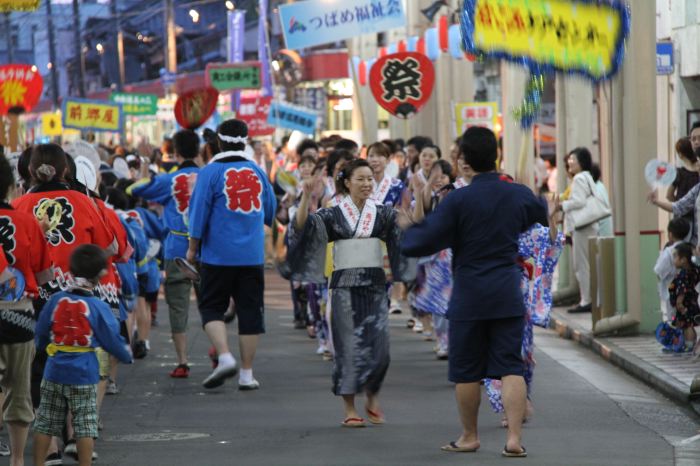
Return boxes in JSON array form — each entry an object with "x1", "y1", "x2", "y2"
[
  {"x1": 46, "y1": 0, "x2": 60, "y2": 109},
  {"x1": 4, "y1": 13, "x2": 13, "y2": 63},
  {"x1": 111, "y1": 0, "x2": 125, "y2": 90},
  {"x1": 164, "y1": 0, "x2": 177, "y2": 74},
  {"x1": 72, "y1": 0, "x2": 86, "y2": 97}
]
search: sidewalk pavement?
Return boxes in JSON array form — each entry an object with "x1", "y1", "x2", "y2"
[{"x1": 549, "y1": 308, "x2": 700, "y2": 414}]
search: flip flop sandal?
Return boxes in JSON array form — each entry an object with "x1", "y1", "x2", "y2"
[
  {"x1": 341, "y1": 417, "x2": 366, "y2": 428},
  {"x1": 365, "y1": 407, "x2": 385, "y2": 425},
  {"x1": 441, "y1": 441, "x2": 478, "y2": 453},
  {"x1": 502, "y1": 446, "x2": 527, "y2": 458}
]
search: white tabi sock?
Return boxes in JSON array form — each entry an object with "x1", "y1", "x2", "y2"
[
  {"x1": 239, "y1": 368, "x2": 254, "y2": 385},
  {"x1": 217, "y1": 352, "x2": 236, "y2": 368}
]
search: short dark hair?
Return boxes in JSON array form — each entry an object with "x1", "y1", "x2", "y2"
[
  {"x1": 335, "y1": 158, "x2": 371, "y2": 195},
  {"x1": 298, "y1": 154, "x2": 316, "y2": 167},
  {"x1": 459, "y1": 127, "x2": 497, "y2": 172},
  {"x1": 30, "y1": 144, "x2": 68, "y2": 183},
  {"x1": 18, "y1": 147, "x2": 32, "y2": 185},
  {"x1": 0, "y1": 154, "x2": 15, "y2": 201},
  {"x1": 406, "y1": 136, "x2": 432, "y2": 154},
  {"x1": 296, "y1": 139, "x2": 319, "y2": 157},
  {"x1": 104, "y1": 187, "x2": 132, "y2": 211},
  {"x1": 335, "y1": 138, "x2": 359, "y2": 154},
  {"x1": 431, "y1": 159, "x2": 455, "y2": 182},
  {"x1": 70, "y1": 244, "x2": 108, "y2": 280},
  {"x1": 691, "y1": 121, "x2": 700, "y2": 135},
  {"x1": 326, "y1": 149, "x2": 354, "y2": 177},
  {"x1": 173, "y1": 130, "x2": 200, "y2": 160},
  {"x1": 674, "y1": 242, "x2": 694, "y2": 262},
  {"x1": 569, "y1": 147, "x2": 593, "y2": 173},
  {"x1": 380, "y1": 139, "x2": 398, "y2": 154},
  {"x1": 217, "y1": 119, "x2": 248, "y2": 152},
  {"x1": 668, "y1": 218, "x2": 691, "y2": 241}
]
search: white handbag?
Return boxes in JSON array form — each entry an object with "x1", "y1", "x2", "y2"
[{"x1": 568, "y1": 173, "x2": 612, "y2": 230}]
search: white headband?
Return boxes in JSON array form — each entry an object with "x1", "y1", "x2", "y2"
[{"x1": 218, "y1": 133, "x2": 248, "y2": 143}]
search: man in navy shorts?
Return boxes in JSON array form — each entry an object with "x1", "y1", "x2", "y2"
[{"x1": 401, "y1": 127, "x2": 547, "y2": 458}]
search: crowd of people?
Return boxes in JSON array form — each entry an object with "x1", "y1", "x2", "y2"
[{"x1": 0, "y1": 117, "x2": 609, "y2": 465}]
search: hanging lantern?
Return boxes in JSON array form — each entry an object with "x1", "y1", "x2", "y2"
[
  {"x1": 398, "y1": 40, "x2": 407, "y2": 53},
  {"x1": 407, "y1": 36, "x2": 419, "y2": 52},
  {"x1": 448, "y1": 24, "x2": 463, "y2": 60},
  {"x1": 417, "y1": 37, "x2": 426, "y2": 55},
  {"x1": 438, "y1": 16, "x2": 449, "y2": 52},
  {"x1": 424, "y1": 27, "x2": 440, "y2": 61},
  {"x1": 358, "y1": 60, "x2": 367, "y2": 86},
  {"x1": 379, "y1": 47, "x2": 388, "y2": 58}
]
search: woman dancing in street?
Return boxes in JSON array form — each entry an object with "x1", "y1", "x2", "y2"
[{"x1": 288, "y1": 159, "x2": 415, "y2": 427}]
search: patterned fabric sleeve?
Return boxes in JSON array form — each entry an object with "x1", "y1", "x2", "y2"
[
  {"x1": 530, "y1": 227, "x2": 565, "y2": 328},
  {"x1": 285, "y1": 209, "x2": 331, "y2": 284}
]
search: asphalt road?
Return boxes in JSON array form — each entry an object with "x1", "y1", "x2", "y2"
[{"x1": 9, "y1": 272, "x2": 700, "y2": 466}]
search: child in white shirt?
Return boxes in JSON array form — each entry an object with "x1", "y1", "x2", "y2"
[{"x1": 654, "y1": 218, "x2": 691, "y2": 322}]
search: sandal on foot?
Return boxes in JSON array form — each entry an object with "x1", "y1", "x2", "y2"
[
  {"x1": 441, "y1": 441, "x2": 478, "y2": 453},
  {"x1": 341, "y1": 417, "x2": 366, "y2": 428},
  {"x1": 502, "y1": 445, "x2": 527, "y2": 458},
  {"x1": 365, "y1": 407, "x2": 385, "y2": 424}
]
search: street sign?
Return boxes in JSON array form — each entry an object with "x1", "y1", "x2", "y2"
[
  {"x1": 454, "y1": 102, "x2": 499, "y2": 134},
  {"x1": 656, "y1": 42, "x2": 674, "y2": 75},
  {"x1": 62, "y1": 98, "x2": 124, "y2": 133},
  {"x1": 267, "y1": 102, "x2": 317, "y2": 134},
  {"x1": 239, "y1": 95, "x2": 275, "y2": 137},
  {"x1": 278, "y1": 0, "x2": 406, "y2": 51},
  {"x1": 110, "y1": 92, "x2": 158, "y2": 115},
  {"x1": 206, "y1": 62, "x2": 262, "y2": 91}
]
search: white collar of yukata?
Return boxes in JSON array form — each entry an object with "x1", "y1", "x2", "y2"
[{"x1": 210, "y1": 150, "x2": 254, "y2": 164}]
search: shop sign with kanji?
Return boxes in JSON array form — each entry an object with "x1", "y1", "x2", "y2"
[
  {"x1": 454, "y1": 102, "x2": 499, "y2": 134},
  {"x1": 110, "y1": 92, "x2": 158, "y2": 115},
  {"x1": 239, "y1": 95, "x2": 275, "y2": 137},
  {"x1": 267, "y1": 102, "x2": 318, "y2": 135},
  {"x1": 62, "y1": 98, "x2": 124, "y2": 133},
  {"x1": 0, "y1": 0, "x2": 40, "y2": 12},
  {"x1": 0, "y1": 64, "x2": 43, "y2": 115},
  {"x1": 279, "y1": 0, "x2": 406, "y2": 50},
  {"x1": 206, "y1": 62, "x2": 262, "y2": 92},
  {"x1": 461, "y1": 0, "x2": 630, "y2": 82},
  {"x1": 369, "y1": 52, "x2": 435, "y2": 119}
]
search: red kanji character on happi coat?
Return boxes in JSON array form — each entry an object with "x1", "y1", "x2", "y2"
[
  {"x1": 51, "y1": 297, "x2": 93, "y2": 347},
  {"x1": 125, "y1": 210, "x2": 144, "y2": 228},
  {"x1": 172, "y1": 173, "x2": 197, "y2": 215},
  {"x1": 223, "y1": 168, "x2": 262, "y2": 213}
]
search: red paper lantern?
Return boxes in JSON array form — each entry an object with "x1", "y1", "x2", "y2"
[
  {"x1": 0, "y1": 64, "x2": 44, "y2": 115},
  {"x1": 438, "y1": 16, "x2": 449, "y2": 52},
  {"x1": 398, "y1": 40, "x2": 407, "y2": 53},
  {"x1": 358, "y1": 60, "x2": 367, "y2": 86},
  {"x1": 417, "y1": 38, "x2": 426, "y2": 56},
  {"x1": 379, "y1": 47, "x2": 388, "y2": 58},
  {"x1": 369, "y1": 52, "x2": 435, "y2": 119},
  {"x1": 466, "y1": 54, "x2": 476, "y2": 62},
  {"x1": 174, "y1": 87, "x2": 219, "y2": 130}
]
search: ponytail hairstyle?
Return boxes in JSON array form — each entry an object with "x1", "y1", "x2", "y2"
[
  {"x1": 30, "y1": 143, "x2": 67, "y2": 184},
  {"x1": 335, "y1": 158, "x2": 371, "y2": 195}
]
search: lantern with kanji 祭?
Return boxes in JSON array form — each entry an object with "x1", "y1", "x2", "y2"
[{"x1": 369, "y1": 52, "x2": 435, "y2": 119}]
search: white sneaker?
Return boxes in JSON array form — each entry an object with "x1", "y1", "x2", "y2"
[
  {"x1": 202, "y1": 361, "x2": 238, "y2": 389},
  {"x1": 0, "y1": 441, "x2": 9, "y2": 457},
  {"x1": 413, "y1": 321, "x2": 424, "y2": 333},
  {"x1": 238, "y1": 379, "x2": 260, "y2": 391},
  {"x1": 436, "y1": 349, "x2": 448, "y2": 360}
]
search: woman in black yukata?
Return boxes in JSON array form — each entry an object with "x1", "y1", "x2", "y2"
[{"x1": 289, "y1": 159, "x2": 415, "y2": 428}]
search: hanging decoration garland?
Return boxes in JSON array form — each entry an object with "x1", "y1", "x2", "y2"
[{"x1": 511, "y1": 72, "x2": 545, "y2": 130}]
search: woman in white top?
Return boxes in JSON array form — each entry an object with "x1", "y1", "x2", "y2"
[{"x1": 555, "y1": 148, "x2": 598, "y2": 313}]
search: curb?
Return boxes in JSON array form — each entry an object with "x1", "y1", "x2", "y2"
[{"x1": 549, "y1": 314, "x2": 697, "y2": 412}]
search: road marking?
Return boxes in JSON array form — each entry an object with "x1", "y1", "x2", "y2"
[{"x1": 677, "y1": 434, "x2": 700, "y2": 446}]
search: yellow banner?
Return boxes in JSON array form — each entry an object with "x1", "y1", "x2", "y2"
[
  {"x1": 0, "y1": 0, "x2": 40, "y2": 12},
  {"x1": 472, "y1": 0, "x2": 623, "y2": 80},
  {"x1": 41, "y1": 112, "x2": 62, "y2": 136},
  {"x1": 62, "y1": 99, "x2": 123, "y2": 132}
]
